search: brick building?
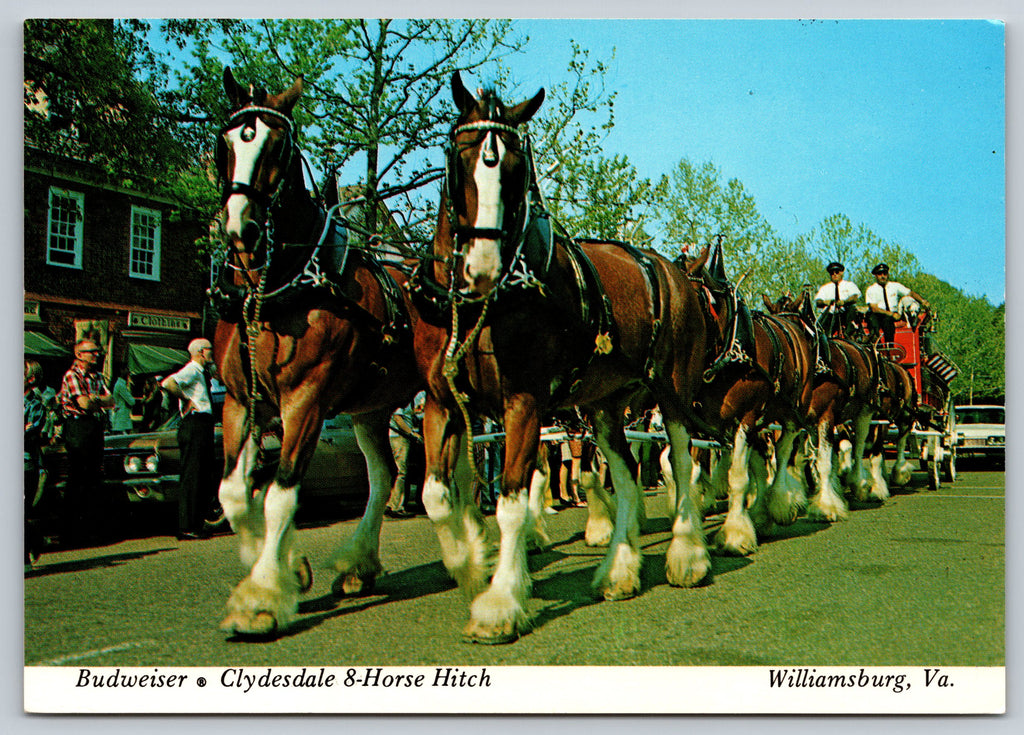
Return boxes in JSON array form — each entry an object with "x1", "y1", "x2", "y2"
[{"x1": 24, "y1": 145, "x2": 211, "y2": 390}]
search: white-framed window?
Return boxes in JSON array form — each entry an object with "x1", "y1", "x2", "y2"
[
  {"x1": 210, "y1": 251, "x2": 221, "y2": 290},
  {"x1": 129, "y1": 205, "x2": 161, "y2": 281},
  {"x1": 46, "y1": 187, "x2": 84, "y2": 269}
]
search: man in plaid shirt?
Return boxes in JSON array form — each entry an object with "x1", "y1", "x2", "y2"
[{"x1": 57, "y1": 338, "x2": 114, "y2": 544}]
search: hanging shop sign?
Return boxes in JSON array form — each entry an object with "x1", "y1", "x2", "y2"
[{"x1": 128, "y1": 312, "x2": 191, "y2": 332}]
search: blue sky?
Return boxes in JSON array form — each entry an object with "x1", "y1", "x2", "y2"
[{"x1": 492, "y1": 19, "x2": 1005, "y2": 304}]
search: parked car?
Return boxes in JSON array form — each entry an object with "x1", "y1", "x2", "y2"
[
  {"x1": 954, "y1": 405, "x2": 1005, "y2": 463},
  {"x1": 38, "y1": 410, "x2": 370, "y2": 537}
]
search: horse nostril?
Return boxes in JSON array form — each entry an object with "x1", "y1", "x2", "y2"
[{"x1": 241, "y1": 221, "x2": 262, "y2": 248}]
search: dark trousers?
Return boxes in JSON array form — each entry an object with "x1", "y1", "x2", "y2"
[
  {"x1": 25, "y1": 467, "x2": 42, "y2": 562},
  {"x1": 817, "y1": 304, "x2": 857, "y2": 338},
  {"x1": 867, "y1": 311, "x2": 897, "y2": 344},
  {"x1": 62, "y1": 415, "x2": 105, "y2": 539},
  {"x1": 177, "y1": 413, "x2": 215, "y2": 534}
]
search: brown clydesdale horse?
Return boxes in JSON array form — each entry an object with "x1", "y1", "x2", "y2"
[
  {"x1": 771, "y1": 293, "x2": 918, "y2": 502},
  {"x1": 860, "y1": 357, "x2": 917, "y2": 499},
  {"x1": 211, "y1": 69, "x2": 423, "y2": 636},
  {"x1": 408, "y1": 73, "x2": 712, "y2": 643},
  {"x1": 763, "y1": 291, "x2": 880, "y2": 521},
  {"x1": 678, "y1": 242, "x2": 815, "y2": 557}
]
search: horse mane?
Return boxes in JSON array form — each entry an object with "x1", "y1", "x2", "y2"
[{"x1": 477, "y1": 87, "x2": 503, "y2": 120}]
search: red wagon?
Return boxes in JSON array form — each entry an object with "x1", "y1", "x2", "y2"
[{"x1": 875, "y1": 311, "x2": 960, "y2": 489}]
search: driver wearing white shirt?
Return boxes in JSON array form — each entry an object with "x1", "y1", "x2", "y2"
[
  {"x1": 864, "y1": 262, "x2": 930, "y2": 344},
  {"x1": 814, "y1": 262, "x2": 861, "y2": 337}
]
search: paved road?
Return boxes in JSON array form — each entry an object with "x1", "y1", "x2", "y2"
[{"x1": 24, "y1": 466, "x2": 1004, "y2": 668}]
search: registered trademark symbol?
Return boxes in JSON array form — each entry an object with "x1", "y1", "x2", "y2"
[{"x1": 197, "y1": 677, "x2": 207, "y2": 687}]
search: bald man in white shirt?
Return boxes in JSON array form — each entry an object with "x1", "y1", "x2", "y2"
[{"x1": 162, "y1": 338, "x2": 217, "y2": 540}]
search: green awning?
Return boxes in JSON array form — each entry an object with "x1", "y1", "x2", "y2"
[
  {"x1": 127, "y1": 343, "x2": 189, "y2": 375},
  {"x1": 25, "y1": 331, "x2": 70, "y2": 358}
]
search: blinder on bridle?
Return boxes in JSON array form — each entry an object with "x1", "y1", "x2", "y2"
[{"x1": 444, "y1": 119, "x2": 534, "y2": 245}]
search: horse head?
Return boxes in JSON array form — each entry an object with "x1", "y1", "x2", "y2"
[
  {"x1": 443, "y1": 71, "x2": 545, "y2": 298},
  {"x1": 216, "y1": 67, "x2": 304, "y2": 280},
  {"x1": 763, "y1": 290, "x2": 807, "y2": 315}
]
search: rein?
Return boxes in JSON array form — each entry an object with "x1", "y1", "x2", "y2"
[{"x1": 241, "y1": 269, "x2": 269, "y2": 439}]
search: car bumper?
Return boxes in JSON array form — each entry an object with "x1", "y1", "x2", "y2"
[{"x1": 107, "y1": 475, "x2": 180, "y2": 502}]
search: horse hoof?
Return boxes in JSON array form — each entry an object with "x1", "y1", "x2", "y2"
[
  {"x1": 595, "y1": 582, "x2": 639, "y2": 602},
  {"x1": 332, "y1": 572, "x2": 376, "y2": 597},
  {"x1": 220, "y1": 610, "x2": 278, "y2": 638},
  {"x1": 295, "y1": 557, "x2": 313, "y2": 593},
  {"x1": 461, "y1": 620, "x2": 523, "y2": 645},
  {"x1": 716, "y1": 543, "x2": 756, "y2": 557}
]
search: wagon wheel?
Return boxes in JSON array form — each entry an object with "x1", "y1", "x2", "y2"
[
  {"x1": 941, "y1": 399, "x2": 957, "y2": 483},
  {"x1": 942, "y1": 444, "x2": 957, "y2": 483},
  {"x1": 928, "y1": 439, "x2": 942, "y2": 491},
  {"x1": 917, "y1": 433, "x2": 930, "y2": 472}
]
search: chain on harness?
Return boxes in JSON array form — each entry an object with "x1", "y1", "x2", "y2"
[{"x1": 441, "y1": 290, "x2": 492, "y2": 488}]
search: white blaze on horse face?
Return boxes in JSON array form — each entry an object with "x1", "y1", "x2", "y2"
[
  {"x1": 463, "y1": 133, "x2": 506, "y2": 291},
  {"x1": 223, "y1": 119, "x2": 273, "y2": 240}
]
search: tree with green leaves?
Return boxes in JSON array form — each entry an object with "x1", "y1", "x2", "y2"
[
  {"x1": 657, "y1": 157, "x2": 780, "y2": 294},
  {"x1": 519, "y1": 42, "x2": 649, "y2": 240},
  {"x1": 24, "y1": 19, "x2": 207, "y2": 210},
  {"x1": 542, "y1": 152, "x2": 667, "y2": 242},
  {"x1": 907, "y1": 273, "x2": 1004, "y2": 402}
]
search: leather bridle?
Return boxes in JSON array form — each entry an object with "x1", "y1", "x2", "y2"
[
  {"x1": 443, "y1": 118, "x2": 538, "y2": 299},
  {"x1": 216, "y1": 105, "x2": 297, "y2": 274}
]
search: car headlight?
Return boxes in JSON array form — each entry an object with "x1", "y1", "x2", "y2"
[
  {"x1": 124, "y1": 454, "x2": 159, "y2": 473},
  {"x1": 986, "y1": 436, "x2": 1005, "y2": 446}
]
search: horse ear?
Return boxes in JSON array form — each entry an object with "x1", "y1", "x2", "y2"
[
  {"x1": 452, "y1": 71, "x2": 477, "y2": 114},
  {"x1": 794, "y1": 291, "x2": 806, "y2": 311},
  {"x1": 686, "y1": 243, "x2": 711, "y2": 276},
  {"x1": 271, "y1": 75, "x2": 304, "y2": 114},
  {"x1": 762, "y1": 294, "x2": 774, "y2": 312},
  {"x1": 509, "y1": 87, "x2": 545, "y2": 125},
  {"x1": 799, "y1": 293, "x2": 814, "y2": 320},
  {"x1": 223, "y1": 67, "x2": 249, "y2": 108}
]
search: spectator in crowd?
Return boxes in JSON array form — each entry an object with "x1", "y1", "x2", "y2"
[
  {"x1": 385, "y1": 392, "x2": 424, "y2": 518},
  {"x1": 161, "y1": 338, "x2": 217, "y2": 541},
  {"x1": 639, "y1": 406, "x2": 664, "y2": 488},
  {"x1": 32, "y1": 376, "x2": 59, "y2": 519},
  {"x1": 57, "y1": 338, "x2": 115, "y2": 545},
  {"x1": 25, "y1": 360, "x2": 47, "y2": 571},
  {"x1": 559, "y1": 433, "x2": 587, "y2": 507},
  {"x1": 814, "y1": 262, "x2": 861, "y2": 338},
  {"x1": 110, "y1": 365, "x2": 135, "y2": 434},
  {"x1": 480, "y1": 417, "x2": 503, "y2": 514},
  {"x1": 139, "y1": 376, "x2": 165, "y2": 431}
]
